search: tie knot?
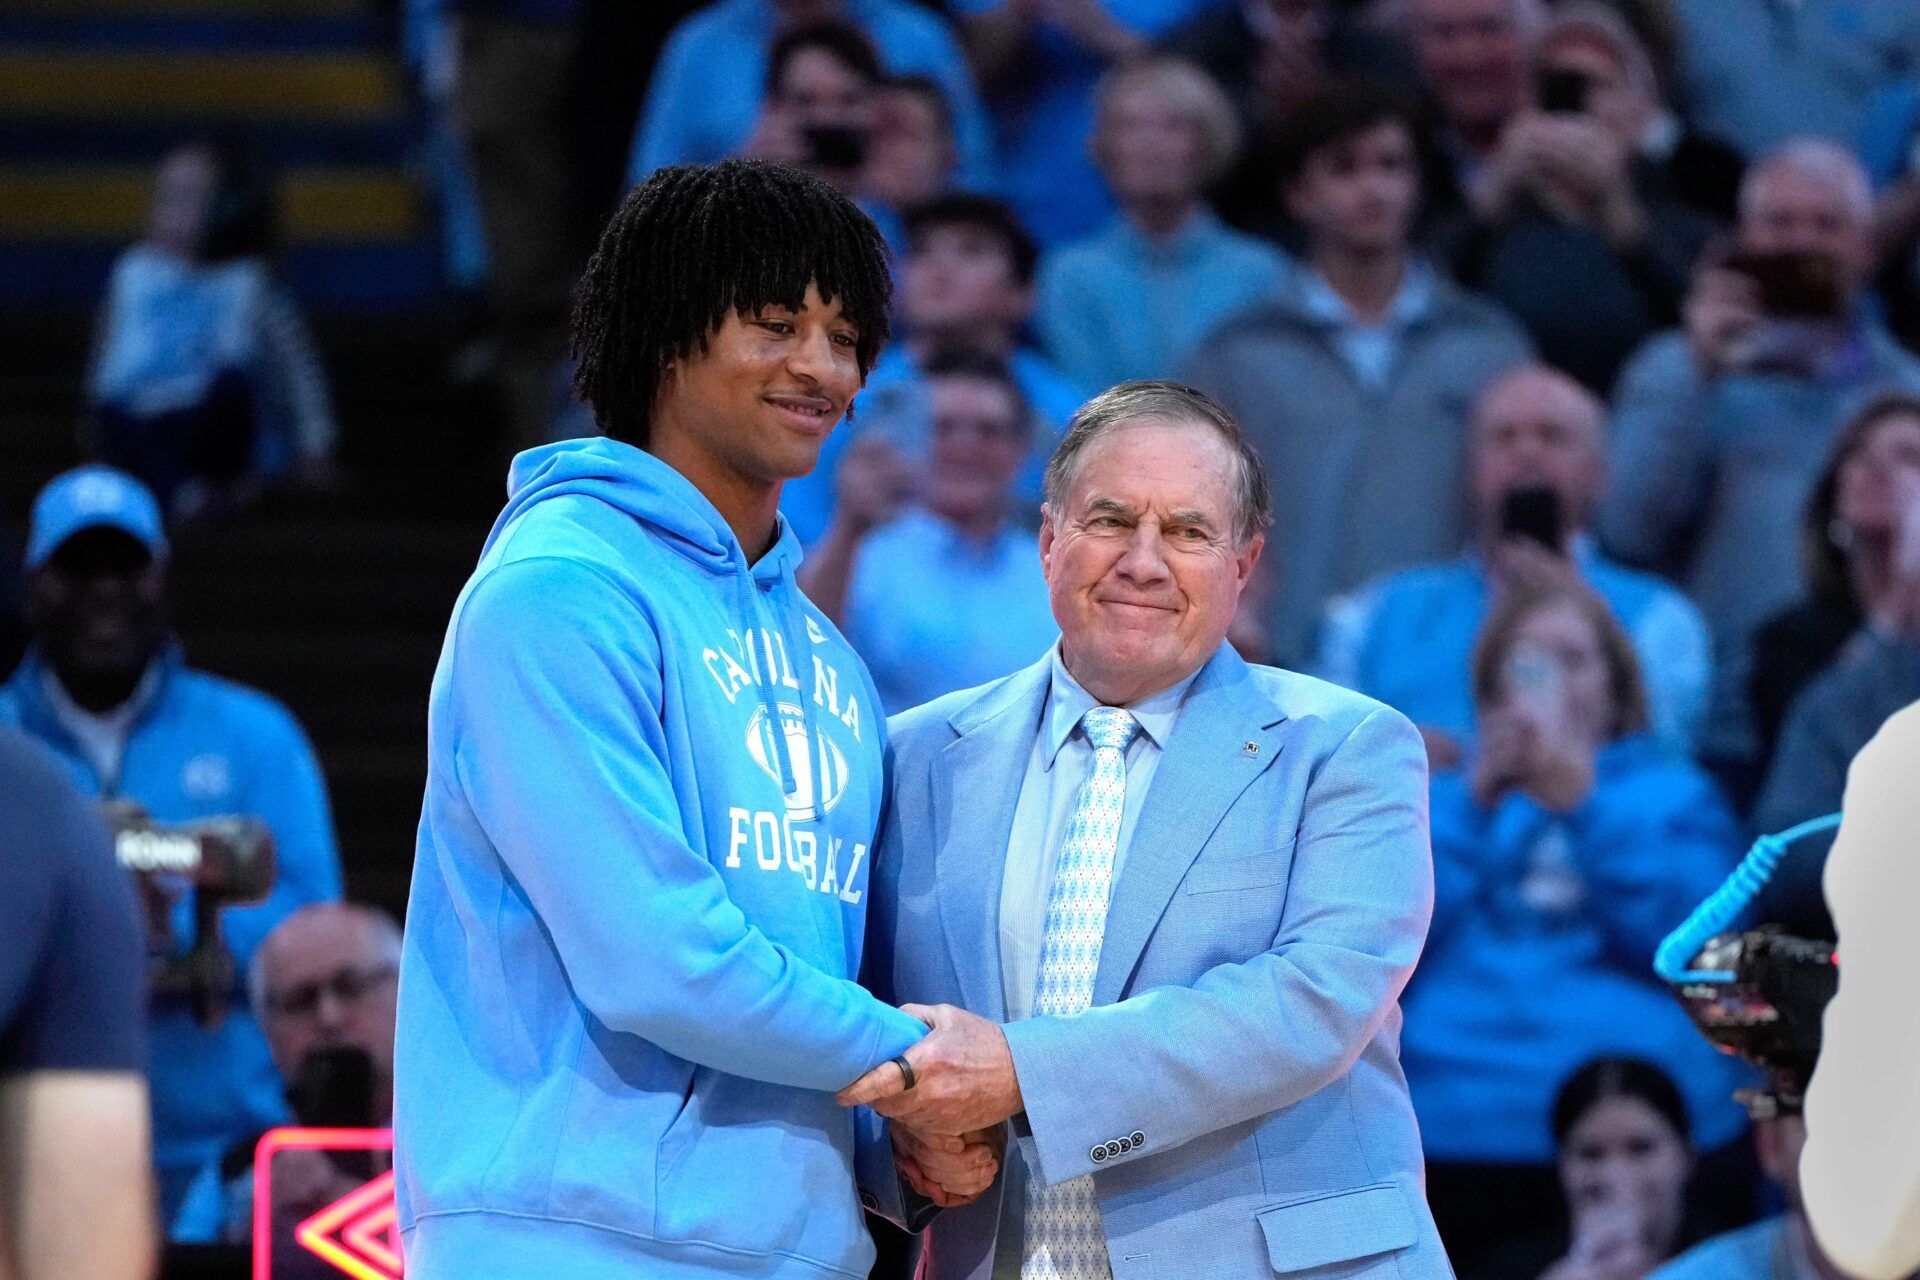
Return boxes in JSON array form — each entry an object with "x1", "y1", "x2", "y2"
[{"x1": 1081, "y1": 706, "x2": 1139, "y2": 753}]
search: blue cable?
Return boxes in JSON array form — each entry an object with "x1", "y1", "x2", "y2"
[{"x1": 1653, "y1": 812, "x2": 1844, "y2": 985}]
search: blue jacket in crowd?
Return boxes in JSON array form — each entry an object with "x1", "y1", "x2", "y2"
[
  {"x1": 1313, "y1": 541, "x2": 1712, "y2": 756},
  {"x1": 0, "y1": 648, "x2": 342, "y2": 1214},
  {"x1": 394, "y1": 439, "x2": 925, "y2": 1279},
  {"x1": 1400, "y1": 735, "x2": 1750, "y2": 1165}
]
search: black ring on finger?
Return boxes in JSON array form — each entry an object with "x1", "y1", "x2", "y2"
[{"x1": 891, "y1": 1054, "x2": 917, "y2": 1091}]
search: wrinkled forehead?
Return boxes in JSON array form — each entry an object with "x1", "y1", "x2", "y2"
[
  {"x1": 1068, "y1": 417, "x2": 1240, "y2": 510},
  {"x1": 1473, "y1": 374, "x2": 1602, "y2": 446}
]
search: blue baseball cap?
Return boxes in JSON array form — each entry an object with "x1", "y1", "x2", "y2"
[{"x1": 25, "y1": 466, "x2": 168, "y2": 571}]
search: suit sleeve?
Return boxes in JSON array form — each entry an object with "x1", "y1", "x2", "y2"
[
  {"x1": 1803, "y1": 704, "x2": 1920, "y2": 1280},
  {"x1": 1002, "y1": 708, "x2": 1433, "y2": 1186},
  {"x1": 450, "y1": 555, "x2": 924, "y2": 1091}
]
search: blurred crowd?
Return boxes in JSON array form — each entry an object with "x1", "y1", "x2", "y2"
[{"x1": 9, "y1": 0, "x2": 1920, "y2": 1277}]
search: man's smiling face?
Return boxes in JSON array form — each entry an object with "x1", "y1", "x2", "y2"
[{"x1": 1041, "y1": 418, "x2": 1262, "y2": 704}]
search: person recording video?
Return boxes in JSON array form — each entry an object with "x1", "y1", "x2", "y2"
[
  {"x1": 172, "y1": 902, "x2": 400, "y2": 1244},
  {"x1": 1402, "y1": 582, "x2": 1748, "y2": 1273},
  {"x1": 0, "y1": 465, "x2": 343, "y2": 1220},
  {"x1": 743, "y1": 20, "x2": 882, "y2": 198},
  {"x1": 1599, "y1": 139, "x2": 1920, "y2": 742}
]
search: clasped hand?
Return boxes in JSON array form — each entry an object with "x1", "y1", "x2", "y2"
[{"x1": 840, "y1": 1003, "x2": 1024, "y2": 1207}]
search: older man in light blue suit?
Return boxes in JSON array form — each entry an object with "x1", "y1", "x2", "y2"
[{"x1": 840, "y1": 382, "x2": 1452, "y2": 1280}]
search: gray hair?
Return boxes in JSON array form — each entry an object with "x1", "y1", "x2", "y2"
[
  {"x1": 1740, "y1": 138, "x2": 1874, "y2": 228},
  {"x1": 1043, "y1": 380, "x2": 1273, "y2": 546},
  {"x1": 249, "y1": 902, "x2": 405, "y2": 1021}
]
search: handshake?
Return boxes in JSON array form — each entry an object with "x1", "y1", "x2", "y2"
[{"x1": 838, "y1": 1002, "x2": 1024, "y2": 1209}]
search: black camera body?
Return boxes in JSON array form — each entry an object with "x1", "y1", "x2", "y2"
[{"x1": 1668, "y1": 927, "x2": 1837, "y2": 1112}]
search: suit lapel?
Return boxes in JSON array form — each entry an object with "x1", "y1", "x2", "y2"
[
  {"x1": 930, "y1": 660, "x2": 1050, "y2": 1024},
  {"x1": 1092, "y1": 646, "x2": 1288, "y2": 1006}
]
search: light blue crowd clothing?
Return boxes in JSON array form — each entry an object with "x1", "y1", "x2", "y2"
[
  {"x1": 1313, "y1": 539, "x2": 1713, "y2": 757},
  {"x1": 394, "y1": 437, "x2": 925, "y2": 1279},
  {"x1": 1862, "y1": 80, "x2": 1920, "y2": 188},
  {"x1": 944, "y1": 0, "x2": 1231, "y2": 246},
  {"x1": 627, "y1": 0, "x2": 994, "y2": 189},
  {"x1": 778, "y1": 344, "x2": 1087, "y2": 546},
  {"x1": 1035, "y1": 210, "x2": 1291, "y2": 390},
  {"x1": 0, "y1": 647, "x2": 343, "y2": 1219},
  {"x1": 1673, "y1": 0, "x2": 1920, "y2": 161},
  {"x1": 842, "y1": 508, "x2": 1058, "y2": 714},
  {"x1": 1182, "y1": 263, "x2": 1533, "y2": 664},
  {"x1": 1401, "y1": 735, "x2": 1751, "y2": 1165},
  {"x1": 1650, "y1": 1217, "x2": 1819, "y2": 1280}
]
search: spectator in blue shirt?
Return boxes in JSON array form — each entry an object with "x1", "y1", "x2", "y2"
[
  {"x1": 1599, "y1": 140, "x2": 1920, "y2": 766},
  {"x1": 949, "y1": 0, "x2": 1228, "y2": 245},
  {"x1": 89, "y1": 138, "x2": 335, "y2": 518},
  {"x1": 627, "y1": 0, "x2": 993, "y2": 189},
  {"x1": 1182, "y1": 80, "x2": 1532, "y2": 664},
  {"x1": 1400, "y1": 581, "x2": 1748, "y2": 1277},
  {"x1": 1672, "y1": 0, "x2": 1920, "y2": 164},
  {"x1": 1653, "y1": 1102, "x2": 1884, "y2": 1280},
  {"x1": 801, "y1": 348, "x2": 1058, "y2": 711},
  {"x1": 780, "y1": 194, "x2": 1091, "y2": 543},
  {"x1": 1035, "y1": 54, "x2": 1291, "y2": 390},
  {"x1": 0, "y1": 466, "x2": 343, "y2": 1221},
  {"x1": 1315, "y1": 363, "x2": 1710, "y2": 769}
]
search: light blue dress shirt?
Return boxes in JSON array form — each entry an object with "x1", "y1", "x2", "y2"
[
  {"x1": 1296, "y1": 261, "x2": 1436, "y2": 392},
  {"x1": 1036, "y1": 209, "x2": 1291, "y2": 391},
  {"x1": 987, "y1": 648, "x2": 1198, "y2": 1276},
  {"x1": 841, "y1": 509, "x2": 1060, "y2": 714}
]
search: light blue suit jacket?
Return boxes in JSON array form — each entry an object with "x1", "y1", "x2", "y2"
[{"x1": 866, "y1": 644, "x2": 1452, "y2": 1280}]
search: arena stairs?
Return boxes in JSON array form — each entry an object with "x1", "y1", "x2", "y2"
[{"x1": 0, "y1": 0, "x2": 495, "y2": 912}]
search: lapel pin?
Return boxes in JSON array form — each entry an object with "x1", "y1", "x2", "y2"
[{"x1": 1241, "y1": 740, "x2": 1260, "y2": 758}]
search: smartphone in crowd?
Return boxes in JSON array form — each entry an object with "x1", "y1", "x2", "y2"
[{"x1": 1499, "y1": 486, "x2": 1565, "y2": 552}]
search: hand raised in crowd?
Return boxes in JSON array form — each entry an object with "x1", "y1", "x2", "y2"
[
  {"x1": 838, "y1": 1003, "x2": 1023, "y2": 1137},
  {"x1": 831, "y1": 433, "x2": 916, "y2": 540},
  {"x1": 892, "y1": 1121, "x2": 1007, "y2": 1208},
  {"x1": 1489, "y1": 536, "x2": 1581, "y2": 598},
  {"x1": 1682, "y1": 261, "x2": 1763, "y2": 377},
  {"x1": 1540, "y1": 1198, "x2": 1660, "y2": 1280},
  {"x1": 1474, "y1": 687, "x2": 1598, "y2": 813},
  {"x1": 1484, "y1": 113, "x2": 1641, "y2": 243}
]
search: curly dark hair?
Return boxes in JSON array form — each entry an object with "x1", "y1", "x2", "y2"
[{"x1": 571, "y1": 159, "x2": 894, "y2": 447}]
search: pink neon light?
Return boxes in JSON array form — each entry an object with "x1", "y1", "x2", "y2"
[{"x1": 251, "y1": 1127, "x2": 399, "y2": 1279}]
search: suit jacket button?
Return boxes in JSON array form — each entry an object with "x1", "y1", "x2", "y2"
[
  {"x1": 1117, "y1": 1137, "x2": 1133, "y2": 1153},
  {"x1": 860, "y1": 1192, "x2": 878, "y2": 1211},
  {"x1": 1104, "y1": 1140, "x2": 1122, "y2": 1158},
  {"x1": 1090, "y1": 1146, "x2": 1107, "y2": 1163},
  {"x1": 1130, "y1": 1131, "x2": 1145, "y2": 1148}
]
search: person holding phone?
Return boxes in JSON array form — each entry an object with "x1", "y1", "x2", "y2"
[
  {"x1": 1314, "y1": 364, "x2": 1710, "y2": 767},
  {"x1": 1601, "y1": 139, "x2": 1920, "y2": 724},
  {"x1": 1444, "y1": 5, "x2": 1716, "y2": 392},
  {"x1": 1400, "y1": 581, "x2": 1747, "y2": 1274}
]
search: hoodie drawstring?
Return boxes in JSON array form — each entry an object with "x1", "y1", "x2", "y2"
[
  {"x1": 736, "y1": 562, "x2": 804, "y2": 798},
  {"x1": 772, "y1": 565, "x2": 823, "y2": 804}
]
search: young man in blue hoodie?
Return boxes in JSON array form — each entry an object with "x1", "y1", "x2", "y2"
[{"x1": 393, "y1": 159, "x2": 997, "y2": 1278}]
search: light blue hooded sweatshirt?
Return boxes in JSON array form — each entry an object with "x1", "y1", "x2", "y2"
[{"x1": 393, "y1": 438, "x2": 926, "y2": 1279}]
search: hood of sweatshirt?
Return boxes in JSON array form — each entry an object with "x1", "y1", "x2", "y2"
[{"x1": 487, "y1": 437, "x2": 816, "y2": 798}]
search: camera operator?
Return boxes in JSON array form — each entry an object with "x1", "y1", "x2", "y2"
[
  {"x1": 171, "y1": 902, "x2": 399, "y2": 1244},
  {"x1": 0, "y1": 465, "x2": 343, "y2": 1222},
  {"x1": 0, "y1": 725, "x2": 153, "y2": 1280}
]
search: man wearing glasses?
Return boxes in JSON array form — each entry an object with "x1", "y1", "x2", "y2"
[{"x1": 170, "y1": 902, "x2": 400, "y2": 1243}]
